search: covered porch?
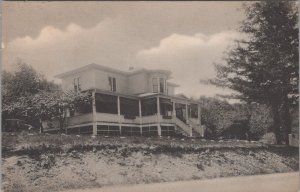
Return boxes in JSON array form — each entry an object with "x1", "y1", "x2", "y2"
[{"x1": 64, "y1": 91, "x2": 202, "y2": 137}]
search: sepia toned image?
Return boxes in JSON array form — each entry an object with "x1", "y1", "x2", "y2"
[{"x1": 1, "y1": 1, "x2": 299, "y2": 192}]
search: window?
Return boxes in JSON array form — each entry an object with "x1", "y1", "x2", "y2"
[
  {"x1": 159, "y1": 78, "x2": 165, "y2": 93},
  {"x1": 108, "y1": 77, "x2": 116, "y2": 92},
  {"x1": 152, "y1": 78, "x2": 158, "y2": 93},
  {"x1": 153, "y1": 77, "x2": 166, "y2": 93},
  {"x1": 73, "y1": 77, "x2": 81, "y2": 92}
]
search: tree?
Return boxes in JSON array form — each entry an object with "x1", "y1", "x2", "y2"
[
  {"x1": 30, "y1": 90, "x2": 92, "y2": 133},
  {"x1": 1, "y1": 62, "x2": 90, "y2": 133},
  {"x1": 200, "y1": 97, "x2": 235, "y2": 139},
  {"x1": 249, "y1": 103, "x2": 273, "y2": 140},
  {"x1": 2, "y1": 90, "x2": 92, "y2": 133},
  {"x1": 2, "y1": 61, "x2": 60, "y2": 104},
  {"x1": 210, "y1": 2, "x2": 298, "y2": 144}
]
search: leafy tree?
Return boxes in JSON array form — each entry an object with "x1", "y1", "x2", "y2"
[
  {"x1": 2, "y1": 61, "x2": 60, "y2": 104},
  {"x1": 200, "y1": 97, "x2": 274, "y2": 141},
  {"x1": 200, "y1": 97, "x2": 235, "y2": 139},
  {"x1": 29, "y1": 90, "x2": 92, "y2": 133},
  {"x1": 2, "y1": 90, "x2": 92, "y2": 133},
  {"x1": 2, "y1": 61, "x2": 91, "y2": 133},
  {"x1": 249, "y1": 103, "x2": 273, "y2": 140},
  {"x1": 210, "y1": 2, "x2": 298, "y2": 144},
  {"x1": 226, "y1": 104, "x2": 250, "y2": 140}
]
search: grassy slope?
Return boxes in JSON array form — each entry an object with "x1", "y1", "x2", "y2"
[{"x1": 2, "y1": 133, "x2": 299, "y2": 192}]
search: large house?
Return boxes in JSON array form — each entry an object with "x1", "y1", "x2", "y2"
[{"x1": 44, "y1": 63, "x2": 204, "y2": 137}]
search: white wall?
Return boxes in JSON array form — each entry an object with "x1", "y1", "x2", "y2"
[
  {"x1": 62, "y1": 70, "x2": 95, "y2": 91},
  {"x1": 94, "y1": 69, "x2": 129, "y2": 94},
  {"x1": 167, "y1": 85, "x2": 175, "y2": 96},
  {"x1": 60, "y1": 68, "x2": 176, "y2": 95},
  {"x1": 128, "y1": 73, "x2": 149, "y2": 94}
]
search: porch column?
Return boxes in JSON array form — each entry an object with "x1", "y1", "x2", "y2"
[
  {"x1": 157, "y1": 96, "x2": 160, "y2": 115},
  {"x1": 139, "y1": 99, "x2": 142, "y2": 120},
  {"x1": 139, "y1": 99, "x2": 142, "y2": 135},
  {"x1": 185, "y1": 103, "x2": 188, "y2": 120},
  {"x1": 172, "y1": 102, "x2": 176, "y2": 118},
  {"x1": 186, "y1": 103, "x2": 192, "y2": 137},
  {"x1": 157, "y1": 124, "x2": 162, "y2": 136},
  {"x1": 92, "y1": 91, "x2": 97, "y2": 135},
  {"x1": 117, "y1": 96, "x2": 121, "y2": 135},
  {"x1": 157, "y1": 97, "x2": 161, "y2": 136},
  {"x1": 198, "y1": 104, "x2": 203, "y2": 137},
  {"x1": 157, "y1": 77, "x2": 160, "y2": 93},
  {"x1": 117, "y1": 96, "x2": 121, "y2": 116},
  {"x1": 198, "y1": 104, "x2": 201, "y2": 126}
]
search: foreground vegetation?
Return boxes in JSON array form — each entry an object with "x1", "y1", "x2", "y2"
[
  {"x1": 2, "y1": 133, "x2": 298, "y2": 192},
  {"x1": 2, "y1": 132, "x2": 270, "y2": 156}
]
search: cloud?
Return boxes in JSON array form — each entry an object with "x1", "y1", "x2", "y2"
[
  {"x1": 4, "y1": 16, "x2": 156, "y2": 77},
  {"x1": 136, "y1": 31, "x2": 243, "y2": 97},
  {"x1": 3, "y1": 2, "x2": 244, "y2": 98}
]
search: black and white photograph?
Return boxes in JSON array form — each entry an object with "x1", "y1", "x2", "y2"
[{"x1": 1, "y1": 1, "x2": 299, "y2": 192}]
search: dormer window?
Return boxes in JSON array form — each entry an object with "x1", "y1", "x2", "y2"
[
  {"x1": 73, "y1": 77, "x2": 81, "y2": 92},
  {"x1": 108, "y1": 76, "x2": 116, "y2": 92}
]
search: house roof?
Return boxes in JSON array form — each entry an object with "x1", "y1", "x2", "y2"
[{"x1": 54, "y1": 63, "x2": 172, "y2": 79}]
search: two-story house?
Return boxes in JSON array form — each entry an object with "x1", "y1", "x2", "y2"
[{"x1": 44, "y1": 63, "x2": 204, "y2": 137}]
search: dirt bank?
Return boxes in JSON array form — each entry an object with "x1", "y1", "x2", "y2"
[{"x1": 2, "y1": 133, "x2": 299, "y2": 192}]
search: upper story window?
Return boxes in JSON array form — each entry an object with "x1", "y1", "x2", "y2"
[
  {"x1": 108, "y1": 76, "x2": 116, "y2": 92},
  {"x1": 152, "y1": 78, "x2": 159, "y2": 93},
  {"x1": 152, "y1": 77, "x2": 166, "y2": 93},
  {"x1": 73, "y1": 77, "x2": 81, "y2": 92},
  {"x1": 159, "y1": 78, "x2": 165, "y2": 93}
]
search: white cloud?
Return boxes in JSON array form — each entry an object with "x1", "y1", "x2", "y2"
[
  {"x1": 3, "y1": 19, "x2": 243, "y2": 98},
  {"x1": 3, "y1": 17, "x2": 140, "y2": 79},
  {"x1": 136, "y1": 31, "x2": 243, "y2": 98}
]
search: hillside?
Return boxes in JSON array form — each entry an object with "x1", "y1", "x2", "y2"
[{"x1": 2, "y1": 133, "x2": 299, "y2": 192}]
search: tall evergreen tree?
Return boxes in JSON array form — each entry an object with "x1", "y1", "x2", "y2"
[{"x1": 210, "y1": 2, "x2": 298, "y2": 144}]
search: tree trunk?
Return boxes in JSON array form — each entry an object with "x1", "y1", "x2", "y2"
[
  {"x1": 271, "y1": 105, "x2": 282, "y2": 144},
  {"x1": 281, "y1": 99, "x2": 291, "y2": 145}
]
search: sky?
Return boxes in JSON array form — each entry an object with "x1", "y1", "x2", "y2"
[{"x1": 2, "y1": 1, "x2": 246, "y2": 98}]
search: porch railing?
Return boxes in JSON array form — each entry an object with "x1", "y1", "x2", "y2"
[{"x1": 67, "y1": 113, "x2": 93, "y2": 126}]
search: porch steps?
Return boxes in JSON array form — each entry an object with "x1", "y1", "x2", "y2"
[
  {"x1": 173, "y1": 117, "x2": 192, "y2": 137},
  {"x1": 173, "y1": 117, "x2": 203, "y2": 138},
  {"x1": 187, "y1": 120, "x2": 202, "y2": 137}
]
